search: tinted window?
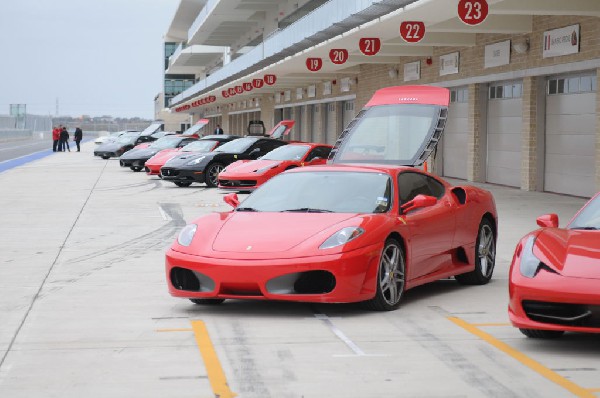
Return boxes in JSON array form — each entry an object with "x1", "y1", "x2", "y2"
[
  {"x1": 215, "y1": 137, "x2": 258, "y2": 153},
  {"x1": 398, "y1": 172, "x2": 445, "y2": 204},
  {"x1": 306, "y1": 146, "x2": 332, "y2": 161},
  {"x1": 568, "y1": 195, "x2": 600, "y2": 230},
  {"x1": 263, "y1": 145, "x2": 310, "y2": 161}
]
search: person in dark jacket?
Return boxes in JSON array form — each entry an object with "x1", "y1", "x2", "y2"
[
  {"x1": 214, "y1": 124, "x2": 224, "y2": 135},
  {"x1": 59, "y1": 127, "x2": 70, "y2": 152},
  {"x1": 74, "y1": 127, "x2": 83, "y2": 152},
  {"x1": 52, "y1": 126, "x2": 61, "y2": 152}
]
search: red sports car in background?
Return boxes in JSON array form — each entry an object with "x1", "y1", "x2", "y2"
[
  {"x1": 145, "y1": 135, "x2": 240, "y2": 176},
  {"x1": 217, "y1": 143, "x2": 333, "y2": 191},
  {"x1": 509, "y1": 192, "x2": 600, "y2": 338},
  {"x1": 165, "y1": 86, "x2": 498, "y2": 310}
]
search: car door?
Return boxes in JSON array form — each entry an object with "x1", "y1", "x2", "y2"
[{"x1": 398, "y1": 171, "x2": 456, "y2": 281}]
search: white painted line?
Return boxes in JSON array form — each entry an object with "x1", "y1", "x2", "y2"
[
  {"x1": 158, "y1": 205, "x2": 172, "y2": 221},
  {"x1": 314, "y1": 313, "x2": 372, "y2": 357}
]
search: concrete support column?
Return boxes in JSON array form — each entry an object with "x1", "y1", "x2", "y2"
[
  {"x1": 596, "y1": 69, "x2": 600, "y2": 192},
  {"x1": 220, "y1": 107, "x2": 229, "y2": 133},
  {"x1": 260, "y1": 94, "x2": 275, "y2": 130},
  {"x1": 301, "y1": 105, "x2": 310, "y2": 142},
  {"x1": 521, "y1": 76, "x2": 538, "y2": 191},
  {"x1": 467, "y1": 83, "x2": 486, "y2": 182}
]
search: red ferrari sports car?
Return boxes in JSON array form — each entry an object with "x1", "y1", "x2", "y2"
[
  {"x1": 165, "y1": 85, "x2": 498, "y2": 310},
  {"x1": 145, "y1": 135, "x2": 240, "y2": 176},
  {"x1": 217, "y1": 143, "x2": 333, "y2": 191},
  {"x1": 509, "y1": 192, "x2": 600, "y2": 338}
]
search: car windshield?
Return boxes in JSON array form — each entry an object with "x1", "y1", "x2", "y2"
[
  {"x1": 182, "y1": 121, "x2": 208, "y2": 136},
  {"x1": 332, "y1": 104, "x2": 438, "y2": 165},
  {"x1": 568, "y1": 195, "x2": 600, "y2": 230},
  {"x1": 239, "y1": 171, "x2": 392, "y2": 213},
  {"x1": 116, "y1": 136, "x2": 136, "y2": 144},
  {"x1": 149, "y1": 137, "x2": 183, "y2": 150},
  {"x1": 140, "y1": 121, "x2": 162, "y2": 135},
  {"x1": 262, "y1": 145, "x2": 309, "y2": 161},
  {"x1": 214, "y1": 137, "x2": 258, "y2": 153},
  {"x1": 181, "y1": 140, "x2": 217, "y2": 152}
]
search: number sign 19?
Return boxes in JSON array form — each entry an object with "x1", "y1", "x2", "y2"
[
  {"x1": 400, "y1": 21, "x2": 425, "y2": 43},
  {"x1": 458, "y1": 0, "x2": 488, "y2": 26},
  {"x1": 306, "y1": 57, "x2": 323, "y2": 72},
  {"x1": 359, "y1": 38, "x2": 381, "y2": 56}
]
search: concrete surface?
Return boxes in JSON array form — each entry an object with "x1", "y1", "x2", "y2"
[{"x1": 0, "y1": 141, "x2": 597, "y2": 398}]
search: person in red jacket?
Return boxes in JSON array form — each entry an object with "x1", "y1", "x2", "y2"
[{"x1": 52, "y1": 126, "x2": 61, "y2": 152}]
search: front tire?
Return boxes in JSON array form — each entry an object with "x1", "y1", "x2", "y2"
[
  {"x1": 363, "y1": 238, "x2": 405, "y2": 311},
  {"x1": 205, "y1": 163, "x2": 225, "y2": 188},
  {"x1": 101, "y1": 155, "x2": 110, "y2": 160},
  {"x1": 519, "y1": 328, "x2": 564, "y2": 339},
  {"x1": 190, "y1": 299, "x2": 225, "y2": 305},
  {"x1": 456, "y1": 218, "x2": 496, "y2": 285},
  {"x1": 130, "y1": 166, "x2": 142, "y2": 172},
  {"x1": 174, "y1": 181, "x2": 192, "y2": 187}
]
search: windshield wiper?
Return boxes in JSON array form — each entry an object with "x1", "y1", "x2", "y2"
[
  {"x1": 281, "y1": 208, "x2": 333, "y2": 213},
  {"x1": 236, "y1": 207, "x2": 258, "y2": 212},
  {"x1": 570, "y1": 226, "x2": 599, "y2": 230}
]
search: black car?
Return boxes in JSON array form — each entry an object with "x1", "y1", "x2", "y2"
[
  {"x1": 161, "y1": 137, "x2": 288, "y2": 187},
  {"x1": 119, "y1": 135, "x2": 198, "y2": 171},
  {"x1": 94, "y1": 132, "x2": 142, "y2": 159}
]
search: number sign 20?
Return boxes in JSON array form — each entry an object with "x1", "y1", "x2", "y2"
[
  {"x1": 458, "y1": 0, "x2": 488, "y2": 26},
  {"x1": 306, "y1": 58, "x2": 323, "y2": 72},
  {"x1": 359, "y1": 38, "x2": 381, "y2": 56},
  {"x1": 329, "y1": 49, "x2": 348, "y2": 65},
  {"x1": 400, "y1": 21, "x2": 425, "y2": 43}
]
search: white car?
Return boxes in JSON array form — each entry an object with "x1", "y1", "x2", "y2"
[{"x1": 95, "y1": 130, "x2": 140, "y2": 145}]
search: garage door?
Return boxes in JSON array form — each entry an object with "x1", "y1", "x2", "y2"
[
  {"x1": 486, "y1": 81, "x2": 523, "y2": 187},
  {"x1": 342, "y1": 100, "x2": 355, "y2": 130},
  {"x1": 442, "y1": 87, "x2": 468, "y2": 179},
  {"x1": 545, "y1": 73, "x2": 597, "y2": 197},
  {"x1": 311, "y1": 104, "x2": 322, "y2": 143}
]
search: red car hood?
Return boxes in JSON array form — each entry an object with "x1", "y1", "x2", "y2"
[
  {"x1": 534, "y1": 229, "x2": 600, "y2": 278},
  {"x1": 224, "y1": 159, "x2": 281, "y2": 175},
  {"x1": 212, "y1": 213, "x2": 357, "y2": 253}
]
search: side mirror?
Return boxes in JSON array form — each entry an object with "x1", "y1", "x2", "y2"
[
  {"x1": 401, "y1": 194, "x2": 437, "y2": 214},
  {"x1": 223, "y1": 193, "x2": 240, "y2": 209},
  {"x1": 536, "y1": 213, "x2": 558, "y2": 228}
]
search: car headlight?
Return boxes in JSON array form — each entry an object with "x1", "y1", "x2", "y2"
[
  {"x1": 519, "y1": 235, "x2": 559, "y2": 278},
  {"x1": 177, "y1": 224, "x2": 197, "y2": 246},
  {"x1": 186, "y1": 156, "x2": 206, "y2": 166},
  {"x1": 320, "y1": 227, "x2": 364, "y2": 249},
  {"x1": 255, "y1": 163, "x2": 280, "y2": 173}
]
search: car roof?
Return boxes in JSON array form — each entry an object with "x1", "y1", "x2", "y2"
[{"x1": 201, "y1": 134, "x2": 241, "y2": 141}]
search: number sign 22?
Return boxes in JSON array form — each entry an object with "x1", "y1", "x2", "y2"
[
  {"x1": 400, "y1": 21, "x2": 425, "y2": 43},
  {"x1": 359, "y1": 38, "x2": 381, "y2": 56}
]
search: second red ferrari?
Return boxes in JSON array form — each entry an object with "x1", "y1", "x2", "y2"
[{"x1": 217, "y1": 143, "x2": 332, "y2": 191}]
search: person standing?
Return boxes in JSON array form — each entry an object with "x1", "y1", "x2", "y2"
[
  {"x1": 60, "y1": 127, "x2": 70, "y2": 152},
  {"x1": 52, "y1": 126, "x2": 61, "y2": 152},
  {"x1": 214, "y1": 124, "x2": 224, "y2": 135},
  {"x1": 74, "y1": 127, "x2": 83, "y2": 152}
]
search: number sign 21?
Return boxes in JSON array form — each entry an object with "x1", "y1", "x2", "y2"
[{"x1": 359, "y1": 38, "x2": 381, "y2": 56}]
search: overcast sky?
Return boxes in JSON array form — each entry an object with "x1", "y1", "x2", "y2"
[{"x1": 0, "y1": 0, "x2": 179, "y2": 119}]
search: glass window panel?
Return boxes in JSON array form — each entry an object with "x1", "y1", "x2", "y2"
[
  {"x1": 548, "y1": 80, "x2": 557, "y2": 94},
  {"x1": 580, "y1": 76, "x2": 592, "y2": 92},
  {"x1": 568, "y1": 77, "x2": 579, "y2": 93},
  {"x1": 592, "y1": 76, "x2": 597, "y2": 92},
  {"x1": 504, "y1": 84, "x2": 513, "y2": 98},
  {"x1": 496, "y1": 86, "x2": 503, "y2": 98},
  {"x1": 451, "y1": 90, "x2": 457, "y2": 102},
  {"x1": 462, "y1": 89, "x2": 469, "y2": 102},
  {"x1": 557, "y1": 79, "x2": 565, "y2": 94},
  {"x1": 513, "y1": 83, "x2": 522, "y2": 98},
  {"x1": 489, "y1": 86, "x2": 495, "y2": 99}
]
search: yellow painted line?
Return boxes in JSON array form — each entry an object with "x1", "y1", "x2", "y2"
[
  {"x1": 587, "y1": 388, "x2": 600, "y2": 392},
  {"x1": 471, "y1": 322, "x2": 511, "y2": 327},
  {"x1": 191, "y1": 320, "x2": 237, "y2": 398},
  {"x1": 449, "y1": 317, "x2": 595, "y2": 398}
]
